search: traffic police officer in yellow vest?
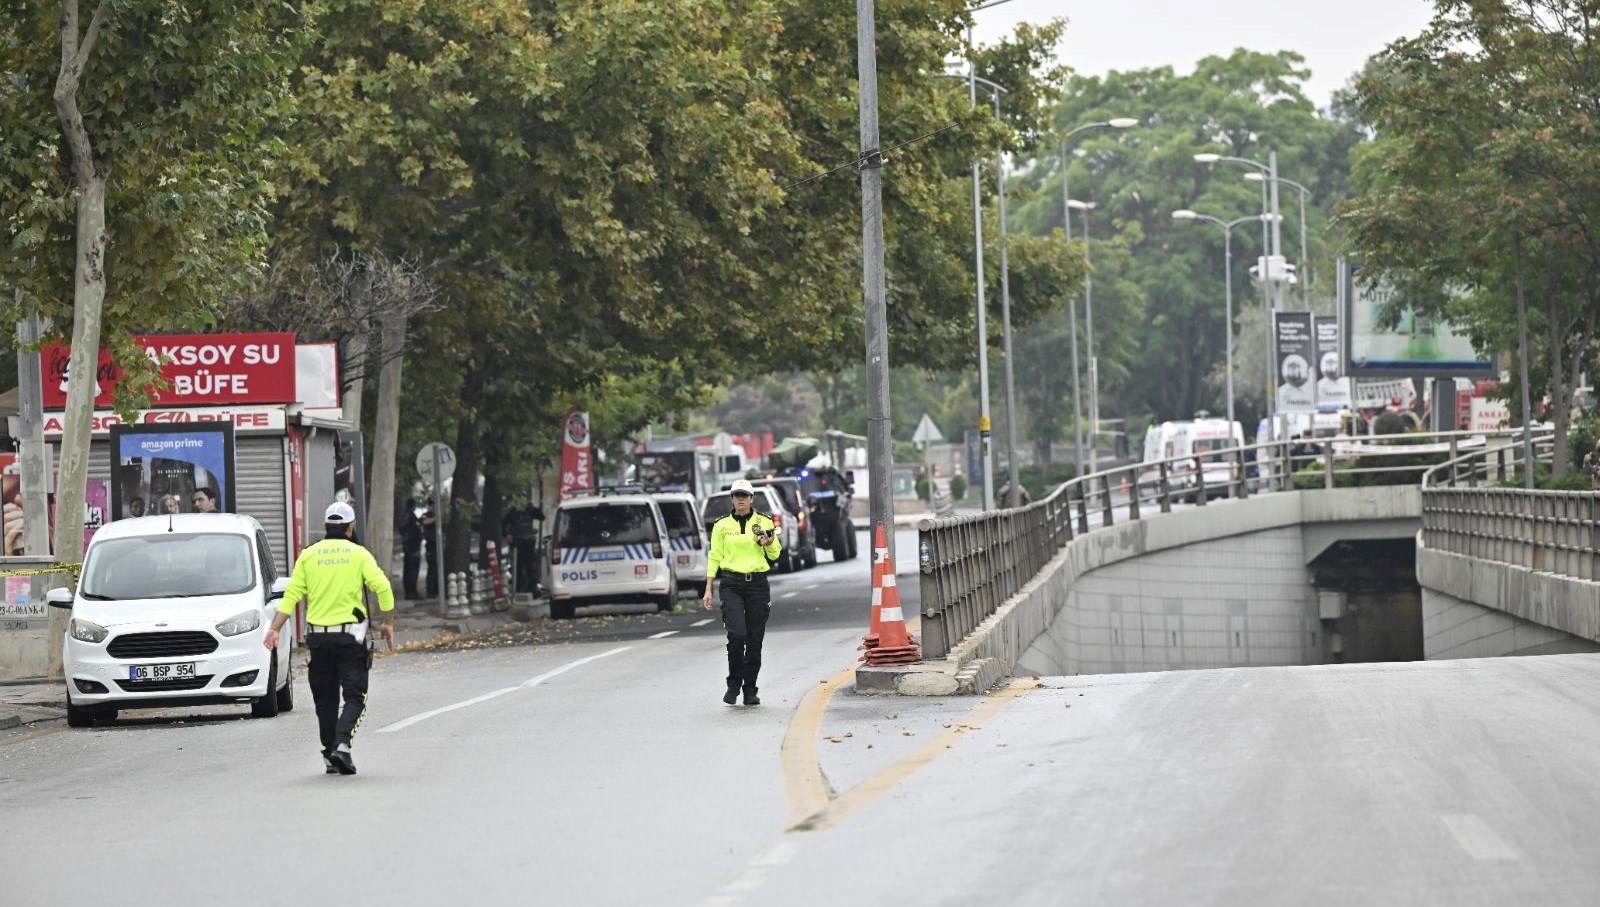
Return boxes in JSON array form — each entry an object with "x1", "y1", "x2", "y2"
[
  {"x1": 264, "y1": 502, "x2": 395, "y2": 775},
  {"x1": 702, "y1": 479, "x2": 782, "y2": 706}
]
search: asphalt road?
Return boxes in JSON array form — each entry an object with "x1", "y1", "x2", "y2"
[{"x1": 8, "y1": 524, "x2": 1600, "y2": 906}]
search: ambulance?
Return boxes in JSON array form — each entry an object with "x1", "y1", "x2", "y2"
[{"x1": 1138, "y1": 417, "x2": 1246, "y2": 501}]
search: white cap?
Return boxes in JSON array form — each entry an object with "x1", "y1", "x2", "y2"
[
  {"x1": 729, "y1": 479, "x2": 756, "y2": 496},
  {"x1": 325, "y1": 501, "x2": 356, "y2": 525}
]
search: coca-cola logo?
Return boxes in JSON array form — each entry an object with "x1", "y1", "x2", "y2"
[{"x1": 46, "y1": 347, "x2": 118, "y2": 397}]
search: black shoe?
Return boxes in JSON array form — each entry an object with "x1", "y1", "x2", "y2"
[
  {"x1": 328, "y1": 746, "x2": 357, "y2": 775},
  {"x1": 723, "y1": 684, "x2": 739, "y2": 705},
  {"x1": 743, "y1": 687, "x2": 760, "y2": 706},
  {"x1": 321, "y1": 751, "x2": 337, "y2": 774}
]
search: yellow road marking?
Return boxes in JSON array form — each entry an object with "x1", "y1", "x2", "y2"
[
  {"x1": 790, "y1": 678, "x2": 1032, "y2": 833},
  {"x1": 779, "y1": 663, "x2": 857, "y2": 828}
]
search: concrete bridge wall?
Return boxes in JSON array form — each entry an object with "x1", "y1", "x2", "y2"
[{"x1": 1416, "y1": 542, "x2": 1600, "y2": 659}]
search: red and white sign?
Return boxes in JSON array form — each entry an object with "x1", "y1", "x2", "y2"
[
  {"x1": 42, "y1": 405, "x2": 286, "y2": 439},
  {"x1": 1470, "y1": 397, "x2": 1511, "y2": 433},
  {"x1": 42, "y1": 332, "x2": 298, "y2": 409},
  {"x1": 559, "y1": 409, "x2": 592, "y2": 501}
]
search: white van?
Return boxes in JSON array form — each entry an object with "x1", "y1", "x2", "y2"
[
  {"x1": 548, "y1": 493, "x2": 676, "y2": 619},
  {"x1": 650, "y1": 492, "x2": 708, "y2": 597},
  {"x1": 1138, "y1": 418, "x2": 1245, "y2": 500}
]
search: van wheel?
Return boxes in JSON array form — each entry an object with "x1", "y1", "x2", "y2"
[
  {"x1": 275, "y1": 660, "x2": 295, "y2": 713},
  {"x1": 550, "y1": 600, "x2": 576, "y2": 620},
  {"x1": 251, "y1": 657, "x2": 282, "y2": 718}
]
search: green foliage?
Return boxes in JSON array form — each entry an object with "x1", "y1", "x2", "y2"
[
  {"x1": 1019, "y1": 460, "x2": 1076, "y2": 500},
  {"x1": 914, "y1": 472, "x2": 930, "y2": 502},
  {"x1": 950, "y1": 472, "x2": 968, "y2": 501},
  {"x1": 0, "y1": 0, "x2": 315, "y2": 410}
]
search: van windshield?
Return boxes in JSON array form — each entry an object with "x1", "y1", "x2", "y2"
[
  {"x1": 80, "y1": 533, "x2": 256, "y2": 601},
  {"x1": 703, "y1": 493, "x2": 777, "y2": 524},
  {"x1": 558, "y1": 505, "x2": 657, "y2": 547}
]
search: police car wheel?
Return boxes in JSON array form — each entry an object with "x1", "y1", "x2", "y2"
[{"x1": 550, "y1": 600, "x2": 576, "y2": 620}]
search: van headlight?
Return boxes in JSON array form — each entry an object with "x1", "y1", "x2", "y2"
[
  {"x1": 69, "y1": 619, "x2": 108, "y2": 644},
  {"x1": 215, "y1": 610, "x2": 262, "y2": 637}
]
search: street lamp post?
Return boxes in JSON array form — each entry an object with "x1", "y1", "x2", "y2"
[
  {"x1": 1067, "y1": 199, "x2": 1098, "y2": 472},
  {"x1": 1059, "y1": 118, "x2": 1136, "y2": 476},
  {"x1": 1246, "y1": 172, "x2": 1311, "y2": 310},
  {"x1": 1172, "y1": 210, "x2": 1279, "y2": 431},
  {"x1": 856, "y1": 0, "x2": 894, "y2": 554}
]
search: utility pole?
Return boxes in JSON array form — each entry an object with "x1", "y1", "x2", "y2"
[
  {"x1": 1060, "y1": 149, "x2": 1085, "y2": 475},
  {"x1": 966, "y1": 26, "x2": 994, "y2": 512},
  {"x1": 857, "y1": 0, "x2": 894, "y2": 559},
  {"x1": 996, "y1": 134, "x2": 1020, "y2": 507}
]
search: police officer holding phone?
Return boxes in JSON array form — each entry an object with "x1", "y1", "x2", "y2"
[
  {"x1": 703, "y1": 479, "x2": 782, "y2": 706},
  {"x1": 264, "y1": 502, "x2": 395, "y2": 775}
]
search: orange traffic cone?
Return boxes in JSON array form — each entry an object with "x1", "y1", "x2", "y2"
[
  {"x1": 861, "y1": 524, "x2": 890, "y2": 650},
  {"x1": 862, "y1": 524, "x2": 921, "y2": 667}
]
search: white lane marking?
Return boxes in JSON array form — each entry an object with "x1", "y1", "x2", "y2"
[
  {"x1": 751, "y1": 841, "x2": 797, "y2": 867},
  {"x1": 649, "y1": 630, "x2": 678, "y2": 639},
  {"x1": 803, "y1": 583, "x2": 820, "y2": 590},
  {"x1": 690, "y1": 618, "x2": 714, "y2": 627},
  {"x1": 704, "y1": 841, "x2": 798, "y2": 904},
  {"x1": 781, "y1": 591, "x2": 798, "y2": 600},
  {"x1": 379, "y1": 647, "x2": 632, "y2": 733},
  {"x1": 1440, "y1": 814, "x2": 1519, "y2": 861}
]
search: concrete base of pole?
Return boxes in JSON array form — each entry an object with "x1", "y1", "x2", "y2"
[{"x1": 854, "y1": 656, "x2": 1007, "y2": 696}]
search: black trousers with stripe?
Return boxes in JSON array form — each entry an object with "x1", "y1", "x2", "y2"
[
  {"x1": 306, "y1": 632, "x2": 369, "y2": 751},
  {"x1": 720, "y1": 574, "x2": 771, "y2": 690}
]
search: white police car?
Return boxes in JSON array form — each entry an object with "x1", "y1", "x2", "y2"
[
  {"x1": 547, "y1": 492, "x2": 676, "y2": 619},
  {"x1": 650, "y1": 492, "x2": 708, "y2": 597}
]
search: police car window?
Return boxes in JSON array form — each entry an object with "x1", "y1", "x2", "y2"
[
  {"x1": 81, "y1": 533, "x2": 257, "y2": 601},
  {"x1": 659, "y1": 502, "x2": 695, "y2": 536},
  {"x1": 558, "y1": 505, "x2": 657, "y2": 547},
  {"x1": 702, "y1": 495, "x2": 734, "y2": 523}
]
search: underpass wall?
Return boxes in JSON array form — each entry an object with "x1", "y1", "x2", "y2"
[
  {"x1": 947, "y1": 487, "x2": 1420, "y2": 678},
  {"x1": 1416, "y1": 541, "x2": 1600, "y2": 658}
]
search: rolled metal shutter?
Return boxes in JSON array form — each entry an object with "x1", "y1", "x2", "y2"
[{"x1": 235, "y1": 436, "x2": 289, "y2": 573}]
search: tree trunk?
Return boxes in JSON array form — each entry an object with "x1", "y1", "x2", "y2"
[
  {"x1": 49, "y1": 0, "x2": 111, "y2": 679},
  {"x1": 445, "y1": 407, "x2": 480, "y2": 574},
  {"x1": 364, "y1": 315, "x2": 405, "y2": 576},
  {"x1": 341, "y1": 331, "x2": 367, "y2": 428},
  {"x1": 480, "y1": 460, "x2": 503, "y2": 571},
  {"x1": 1546, "y1": 285, "x2": 1571, "y2": 478}
]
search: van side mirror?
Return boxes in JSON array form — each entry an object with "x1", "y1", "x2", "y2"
[
  {"x1": 268, "y1": 577, "x2": 290, "y2": 601},
  {"x1": 46, "y1": 587, "x2": 74, "y2": 609}
]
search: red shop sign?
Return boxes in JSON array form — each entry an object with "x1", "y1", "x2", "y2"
[{"x1": 41, "y1": 332, "x2": 298, "y2": 409}]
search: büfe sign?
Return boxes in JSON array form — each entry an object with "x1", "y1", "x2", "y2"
[{"x1": 41, "y1": 332, "x2": 297, "y2": 409}]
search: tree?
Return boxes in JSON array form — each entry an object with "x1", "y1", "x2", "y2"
[
  {"x1": 1344, "y1": 0, "x2": 1600, "y2": 475},
  {"x1": 1, "y1": 1, "x2": 311, "y2": 674}
]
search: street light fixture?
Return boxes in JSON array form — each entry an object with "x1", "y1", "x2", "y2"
[
  {"x1": 1172, "y1": 209, "x2": 1279, "y2": 431},
  {"x1": 1245, "y1": 171, "x2": 1312, "y2": 310},
  {"x1": 1060, "y1": 117, "x2": 1137, "y2": 475}
]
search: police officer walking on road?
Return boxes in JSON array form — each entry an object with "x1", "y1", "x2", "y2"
[
  {"x1": 702, "y1": 479, "x2": 782, "y2": 706},
  {"x1": 264, "y1": 502, "x2": 395, "y2": 775}
]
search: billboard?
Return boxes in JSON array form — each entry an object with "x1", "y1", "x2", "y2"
[
  {"x1": 109, "y1": 422, "x2": 237, "y2": 520},
  {"x1": 1341, "y1": 261, "x2": 1496, "y2": 378},
  {"x1": 558, "y1": 409, "x2": 593, "y2": 501},
  {"x1": 1314, "y1": 315, "x2": 1352, "y2": 409},
  {"x1": 1274, "y1": 311, "x2": 1317, "y2": 414},
  {"x1": 42, "y1": 332, "x2": 299, "y2": 409}
]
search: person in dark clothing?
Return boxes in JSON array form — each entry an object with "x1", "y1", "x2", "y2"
[
  {"x1": 399, "y1": 497, "x2": 423, "y2": 600},
  {"x1": 500, "y1": 500, "x2": 546, "y2": 594},
  {"x1": 421, "y1": 503, "x2": 439, "y2": 598}
]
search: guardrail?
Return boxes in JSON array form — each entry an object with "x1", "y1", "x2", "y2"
[
  {"x1": 917, "y1": 428, "x2": 1540, "y2": 659},
  {"x1": 1417, "y1": 432, "x2": 1598, "y2": 578}
]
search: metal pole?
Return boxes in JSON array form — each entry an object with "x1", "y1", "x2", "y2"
[
  {"x1": 1224, "y1": 226, "x2": 1236, "y2": 429},
  {"x1": 1515, "y1": 235, "x2": 1534, "y2": 490},
  {"x1": 1298, "y1": 186, "x2": 1310, "y2": 310},
  {"x1": 1269, "y1": 150, "x2": 1284, "y2": 309},
  {"x1": 1084, "y1": 206, "x2": 1097, "y2": 474},
  {"x1": 433, "y1": 446, "x2": 448, "y2": 617},
  {"x1": 996, "y1": 99, "x2": 1020, "y2": 508},
  {"x1": 1062, "y1": 144, "x2": 1085, "y2": 475},
  {"x1": 859, "y1": 0, "x2": 895, "y2": 553},
  {"x1": 968, "y1": 28, "x2": 994, "y2": 511}
]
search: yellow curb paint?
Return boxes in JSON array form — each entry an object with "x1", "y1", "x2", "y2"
[
  {"x1": 779, "y1": 663, "x2": 856, "y2": 828},
  {"x1": 790, "y1": 678, "x2": 1032, "y2": 833}
]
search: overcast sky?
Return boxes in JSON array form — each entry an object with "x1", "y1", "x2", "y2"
[{"x1": 969, "y1": 0, "x2": 1438, "y2": 108}]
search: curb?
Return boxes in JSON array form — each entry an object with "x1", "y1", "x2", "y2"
[
  {"x1": 854, "y1": 656, "x2": 1011, "y2": 697},
  {"x1": 0, "y1": 715, "x2": 20, "y2": 731}
]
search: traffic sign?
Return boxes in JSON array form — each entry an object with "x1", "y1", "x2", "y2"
[
  {"x1": 912, "y1": 413, "x2": 944, "y2": 446},
  {"x1": 416, "y1": 442, "x2": 456, "y2": 485}
]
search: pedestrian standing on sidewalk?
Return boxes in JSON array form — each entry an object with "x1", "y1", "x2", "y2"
[
  {"x1": 400, "y1": 498, "x2": 423, "y2": 600},
  {"x1": 264, "y1": 502, "x2": 395, "y2": 775},
  {"x1": 421, "y1": 502, "x2": 439, "y2": 598},
  {"x1": 702, "y1": 478, "x2": 782, "y2": 706}
]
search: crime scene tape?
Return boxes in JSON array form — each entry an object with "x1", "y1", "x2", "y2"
[{"x1": 0, "y1": 563, "x2": 83, "y2": 580}]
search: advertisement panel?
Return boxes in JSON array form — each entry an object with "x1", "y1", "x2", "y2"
[
  {"x1": 1274, "y1": 311, "x2": 1317, "y2": 414},
  {"x1": 559, "y1": 409, "x2": 593, "y2": 501},
  {"x1": 1313, "y1": 315, "x2": 1352, "y2": 409},
  {"x1": 41, "y1": 405, "x2": 285, "y2": 438},
  {"x1": 1342, "y1": 261, "x2": 1495, "y2": 378},
  {"x1": 42, "y1": 332, "x2": 298, "y2": 409},
  {"x1": 1470, "y1": 397, "x2": 1511, "y2": 433},
  {"x1": 109, "y1": 422, "x2": 237, "y2": 520}
]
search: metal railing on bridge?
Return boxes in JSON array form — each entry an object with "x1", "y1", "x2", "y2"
[
  {"x1": 1416, "y1": 432, "x2": 1600, "y2": 578},
  {"x1": 917, "y1": 429, "x2": 1542, "y2": 660}
]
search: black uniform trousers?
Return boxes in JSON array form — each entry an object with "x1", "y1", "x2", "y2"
[
  {"x1": 402, "y1": 549, "x2": 422, "y2": 599},
  {"x1": 720, "y1": 573, "x2": 772, "y2": 690},
  {"x1": 306, "y1": 631, "x2": 370, "y2": 751}
]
